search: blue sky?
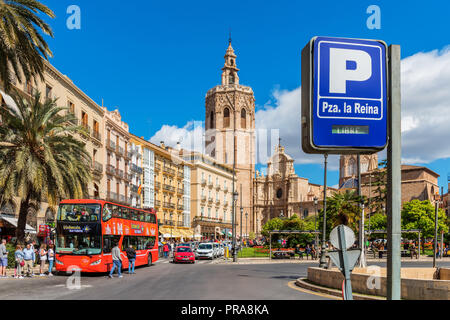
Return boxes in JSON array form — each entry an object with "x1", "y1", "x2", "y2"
[{"x1": 42, "y1": 0, "x2": 450, "y2": 190}]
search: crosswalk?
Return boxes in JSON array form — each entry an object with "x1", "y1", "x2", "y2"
[{"x1": 155, "y1": 259, "x2": 215, "y2": 265}]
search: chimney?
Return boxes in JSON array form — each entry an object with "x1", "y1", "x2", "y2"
[{"x1": 160, "y1": 141, "x2": 165, "y2": 149}]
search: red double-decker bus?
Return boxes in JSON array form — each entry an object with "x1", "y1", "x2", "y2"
[{"x1": 55, "y1": 199, "x2": 158, "y2": 273}]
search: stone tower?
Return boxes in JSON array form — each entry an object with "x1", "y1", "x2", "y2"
[
  {"x1": 339, "y1": 154, "x2": 379, "y2": 187},
  {"x1": 205, "y1": 39, "x2": 255, "y2": 236}
]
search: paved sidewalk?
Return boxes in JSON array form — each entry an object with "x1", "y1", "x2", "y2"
[{"x1": 1, "y1": 266, "x2": 54, "y2": 278}]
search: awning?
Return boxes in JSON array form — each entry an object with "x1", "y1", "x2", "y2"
[{"x1": 0, "y1": 215, "x2": 36, "y2": 234}]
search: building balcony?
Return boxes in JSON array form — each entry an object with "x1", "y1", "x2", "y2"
[
  {"x1": 116, "y1": 146, "x2": 124, "y2": 157},
  {"x1": 163, "y1": 202, "x2": 175, "y2": 209},
  {"x1": 155, "y1": 200, "x2": 161, "y2": 207},
  {"x1": 177, "y1": 188, "x2": 184, "y2": 194},
  {"x1": 177, "y1": 171, "x2": 184, "y2": 179},
  {"x1": 223, "y1": 200, "x2": 228, "y2": 207},
  {"x1": 106, "y1": 139, "x2": 116, "y2": 152},
  {"x1": 155, "y1": 163, "x2": 161, "y2": 171},
  {"x1": 107, "y1": 191, "x2": 118, "y2": 202},
  {"x1": 131, "y1": 184, "x2": 139, "y2": 194},
  {"x1": 177, "y1": 204, "x2": 184, "y2": 211},
  {"x1": 92, "y1": 161, "x2": 103, "y2": 174},
  {"x1": 124, "y1": 150, "x2": 131, "y2": 161},
  {"x1": 201, "y1": 195, "x2": 207, "y2": 202},
  {"x1": 201, "y1": 179, "x2": 207, "y2": 186},
  {"x1": 215, "y1": 199, "x2": 221, "y2": 206},
  {"x1": 163, "y1": 184, "x2": 175, "y2": 193},
  {"x1": 131, "y1": 163, "x2": 143, "y2": 174},
  {"x1": 215, "y1": 184, "x2": 221, "y2": 190},
  {"x1": 116, "y1": 169, "x2": 124, "y2": 180},
  {"x1": 92, "y1": 130, "x2": 101, "y2": 142},
  {"x1": 163, "y1": 167, "x2": 175, "y2": 176},
  {"x1": 155, "y1": 182, "x2": 161, "y2": 190},
  {"x1": 208, "y1": 197, "x2": 213, "y2": 203},
  {"x1": 106, "y1": 164, "x2": 115, "y2": 176},
  {"x1": 223, "y1": 186, "x2": 229, "y2": 193}
]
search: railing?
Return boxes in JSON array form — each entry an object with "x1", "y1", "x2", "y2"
[
  {"x1": 106, "y1": 164, "x2": 115, "y2": 175},
  {"x1": 208, "y1": 197, "x2": 213, "y2": 203},
  {"x1": 155, "y1": 164, "x2": 161, "y2": 171},
  {"x1": 177, "y1": 172, "x2": 184, "y2": 179},
  {"x1": 106, "y1": 139, "x2": 116, "y2": 151},
  {"x1": 177, "y1": 204, "x2": 184, "y2": 211},
  {"x1": 177, "y1": 188, "x2": 184, "y2": 194},
  {"x1": 131, "y1": 163, "x2": 143, "y2": 174},
  {"x1": 107, "y1": 192, "x2": 118, "y2": 202},
  {"x1": 208, "y1": 181, "x2": 213, "y2": 188},
  {"x1": 131, "y1": 185, "x2": 139, "y2": 193},
  {"x1": 155, "y1": 200, "x2": 161, "y2": 207},
  {"x1": 163, "y1": 202, "x2": 175, "y2": 209},
  {"x1": 193, "y1": 216, "x2": 223, "y2": 223},
  {"x1": 155, "y1": 182, "x2": 161, "y2": 189},
  {"x1": 163, "y1": 167, "x2": 175, "y2": 175},
  {"x1": 117, "y1": 146, "x2": 124, "y2": 157},
  {"x1": 201, "y1": 179, "x2": 207, "y2": 185},
  {"x1": 119, "y1": 195, "x2": 126, "y2": 203},
  {"x1": 163, "y1": 184, "x2": 175, "y2": 192},
  {"x1": 215, "y1": 199, "x2": 221, "y2": 205},
  {"x1": 92, "y1": 130, "x2": 101, "y2": 142},
  {"x1": 215, "y1": 183, "x2": 221, "y2": 190},
  {"x1": 116, "y1": 169, "x2": 124, "y2": 179},
  {"x1": 92, "y1": 161, "x2": 103, "y2": 173},
  {"x1": 201, "y1": 195, "x2": 207, "y2": 202},
  {"x1": 223, "y1": 200, "x2": 228, "y2": 207}
]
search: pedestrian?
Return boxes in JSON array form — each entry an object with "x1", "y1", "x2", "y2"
[
  {"x1": 126, "y1": 244, "x2": 136, "y2": 274},
  {"x1": 14, "y1": 245, "x2": 24, "y2": 279},
  {"x1": 305, "y1": 244, "x2": 312, "y2": 260},
  {"x1": 47, "y1": 244, "x2": 55, "y2": 276},
  {"x1": 109, "y1": 241, "x2": 122, "y2": 279},
  {"x1": 0, "y1": 239, "x2": 8, "y2": 278},
  {"x1": 23, "y1": 243, "x2": 35, "y2": 277},
  {"x1": 31, "y1": 240, "x2": 38, "y2": 267},
  {"x1": 163, "y1": 243, "x2": 169, "y2": 258},
  {"x1": 39, "y1": 244, "x2": 47, "y2": 276}
]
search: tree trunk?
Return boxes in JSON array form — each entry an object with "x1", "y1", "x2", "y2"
[{"x1": 16, "y1": 193, "x2": 31, "y2": 245}]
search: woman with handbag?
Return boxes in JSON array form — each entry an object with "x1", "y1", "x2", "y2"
[
  {"x1": 47, "y1": 244, "x2": 55, "y2": 276},
  {"x1": 14, "y1": 245, "x2": 25, "y2": 279}
]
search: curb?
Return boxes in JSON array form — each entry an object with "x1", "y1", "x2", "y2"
[{"x1": 295, "y1": 278, "x2": 386, "y2": 300}]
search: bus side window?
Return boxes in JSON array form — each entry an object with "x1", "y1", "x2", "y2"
[
  {"x1": 103, "y1": 235, "x2": 120, "y2": 253},
  {"x1": 151, "y1": 214, "x2": 156, "y2": 224},
  {"x1": 122, "y1": 236, "x2": 129, "y2": 251},
  {"x1": 131, "y1": 210, "x2": 138, "y2": 221},
  {"x1": 112, "y1": 205, "x2": 120, "y2": 218},
  {"x1": 122, "y1": 207, "x2": 129, "y2": 220},
  {"x1": 139, "y1": 213, "x2": 145, "y2": 222},
  {"x1": 144, "y1": 213, "x2": 151, "y2": 222},
  {"x1": 103, "y1": 204, "x2": 112, "y2": 222},
  {"x1": 130, "y1": 236, "x2": 138, "y2": 250}
]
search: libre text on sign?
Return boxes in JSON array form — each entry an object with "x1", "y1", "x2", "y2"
[{"x1": 301, "y1": 36, "x2": 388, "y2": 154}]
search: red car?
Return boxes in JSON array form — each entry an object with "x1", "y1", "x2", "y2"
[{"x1": 173, "y1": 246, "x2": 195, "y2": 264}]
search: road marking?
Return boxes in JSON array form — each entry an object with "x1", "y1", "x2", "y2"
[{"x1": 287, "y1": 281, "x2": 340, "y2": 300}]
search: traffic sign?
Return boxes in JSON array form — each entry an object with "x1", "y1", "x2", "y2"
[
  {"x1": 329, "y1": 225, "x2": 355, "y2": 250},
  {"x1": 301, "y1": 36, "x2": 388, "y2": 154}
]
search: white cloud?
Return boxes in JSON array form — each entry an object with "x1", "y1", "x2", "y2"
[{"x1": 149, "y1": 46, "x2": 450, "y2": 168}]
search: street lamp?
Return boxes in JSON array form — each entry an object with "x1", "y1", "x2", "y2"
[
  {"x1": 245, "y1": 212, "x2": 248, "y2": 241},
  {"x1": 232, "y1": 191, "x2": 238, "y2": 262},
  {"x1": 319, "y1": 154, "x2": 328, "y2": 268},
  {"x1": 314, "y1": 197, "x2": 319, "y2": 246}
]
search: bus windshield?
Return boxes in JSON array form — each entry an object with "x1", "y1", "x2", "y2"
[
  {"x1": 55, "y1": 234, "x2": 102, "y2": 255},
  {"x1": 57, "y1": 204, "x2": 101, "y2": 222}
]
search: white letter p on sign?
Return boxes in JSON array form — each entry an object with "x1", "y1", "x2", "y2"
[{"x1": 329, "y1": 48, "x2": 372, "y2": 94}]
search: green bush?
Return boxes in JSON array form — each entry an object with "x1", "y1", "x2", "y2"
[{"x1": 7, "y1": 243, "x2": 16, "y2": 269}]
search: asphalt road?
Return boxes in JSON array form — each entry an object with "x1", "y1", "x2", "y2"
[{"x1": 0, "y1": 258, "x2": 448, "y2": 300}]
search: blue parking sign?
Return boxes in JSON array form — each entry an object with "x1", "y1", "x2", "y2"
[{"x1": 301, "y1": 37, "x2": 388, "y2": 154}]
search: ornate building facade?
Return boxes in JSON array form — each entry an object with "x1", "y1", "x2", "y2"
[
  {"x1": 253, "y1": 144, "x2": 334, "y2": 234},
  {"x1": 339, "y1": 154, "x2": 379, "y2": 188},
  {"x1": 204, "y1": 41, "x2": 255, "y2": 237}
]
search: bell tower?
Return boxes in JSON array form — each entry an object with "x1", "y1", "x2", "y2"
[
  {"x1": 339, "y1": 154, "x2": 379, "y2": 187},
  {"x1": 205, "y1": 39, "x2": 255, "y2": 236}
]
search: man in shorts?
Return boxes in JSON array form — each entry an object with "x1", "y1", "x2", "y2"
[{"x1": 0, "y1": 239, "x2": 9, "y2": 277}]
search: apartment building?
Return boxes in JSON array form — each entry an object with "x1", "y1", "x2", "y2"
[
  {"x1": 130, "y1": 136, "x2": 193, "y2": 239},
  {"x1": 182, "y1": 151, "x2": 234, "y2": 240},
  {"x1": 0, "y1": 60, "x2": 105, "y2": 230}
]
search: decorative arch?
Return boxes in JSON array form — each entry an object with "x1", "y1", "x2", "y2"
[
  {"x1": 241, "y1": 108, "x2": 246, "y2": 129},
  {"x1": 223, "y1": 107, "x2": 230, "y2": 128}
]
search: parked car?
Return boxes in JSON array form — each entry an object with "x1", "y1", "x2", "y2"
[
  {"x1": 196, "y1": 243, "x2": 215, "y2": 260},
  {"x1": 173, "y1": 246, "x2": 195, "y2": 264},
  {"x1": 218, "y1": 243, "x2": 225, "y2": 257}
]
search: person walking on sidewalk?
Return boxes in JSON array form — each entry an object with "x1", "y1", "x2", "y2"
[
  {"x1": 39, "y1": 244, "x2": 47, "y2": 276},
  {"x1": 126, "y1": 245, "x2": 136, "y2": 274},
  {"x1": 163, "y1": 243, "x2": 169, "y2": 258},
  {"x1": 14, "y1": 245, "x2": 24, "y2": 279},
  {"x1": 0, "y1": 239, "x2": 8, "y2": 278},
  {"x1": 47, "y1": 244, "x2": 55, "y2": 276},
  {"x1": 109, "y1": 242, "x2": 122, "y2": 279},
  {"x1": 23, "y1": 243, "x2": 35, "y2": 277}
]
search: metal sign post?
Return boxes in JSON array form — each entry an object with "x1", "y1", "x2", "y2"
[{"x1": 386, "y1": 44, "x2": 402, "y2": 300}]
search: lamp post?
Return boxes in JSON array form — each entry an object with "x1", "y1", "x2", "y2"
[
  {"x1": 240, "y1": 184, "x2": 243, "y2": 249},
  {"x1": 245, "y1": 212, "x2": 248, "y2": 241},
  {"x1": 232, "y1": 191, "x2": 238, "y2": 262},
  {"x1": 319, "y1": 154, "x2": 328, "y2": 268},
  {"x1": 313, "y1": 197, "x2": 319, "y2": 246}
]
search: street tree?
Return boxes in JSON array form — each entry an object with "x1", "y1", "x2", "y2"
[
  {"x1": 0, "y1": 0, "x2": 55, "y2": 93},
  {"x1": 0, "y1": 93, "x2": 91, "y2": 243}
]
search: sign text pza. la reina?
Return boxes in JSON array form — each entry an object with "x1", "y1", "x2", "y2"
[{"x1": 301, "y1": 36, "x2": 388, "y2": 154}]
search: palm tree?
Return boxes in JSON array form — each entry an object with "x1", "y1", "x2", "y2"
[
  {"x1": 0, "y1": 0, "x2": 55, "y2": 93},
  {"x1": 328, "y1": 190, "x2": 362, "y2": 230},
  {"x1": 0, "y1": 93, "x2": 91, "y2": 243}
]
